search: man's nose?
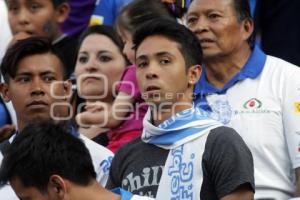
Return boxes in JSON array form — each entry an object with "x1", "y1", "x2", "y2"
[
  {"x1": 30, "y1": 79, "x2": 45, "y2": 96},
  {"x1": 145, "y1": 62, "x2": 159, "y2": 79}
]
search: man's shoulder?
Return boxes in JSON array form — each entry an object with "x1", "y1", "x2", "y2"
[
  {"x1": 265, "y1": 55, "x2": 300, "y2": 73},
  {"x1": 0, "y1": 134, "x2": 15, "y2": 157},
  {"x1": 114, "y1": 137, "x2": 168, "y2": 161},
  {"x1": 116, "y1": 137, "x2": 150, "y2": 154},
  {"x1": 206, "y1": 126, "x2": 246, "y2": 149},
  {"x1": 0, "y1": 138, "x2": 10, "y2": 153}
]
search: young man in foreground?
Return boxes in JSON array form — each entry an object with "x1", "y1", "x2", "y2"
[
  {"x1": 106, "y1": 19, "x2": 255, "y2": 200},
  {"x1": 0, "y1": 121, "x2": 153, "y2": 200}
]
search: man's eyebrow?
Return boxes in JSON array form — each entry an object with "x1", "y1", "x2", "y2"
[
  {"x1": 15, "y1": 72, "x2": 32, "y2": 76},
  {"x1": 187, "y1": 8, "x2": 223, "y2": 16},
  {"x1": 40, "y1": 71, "x2": 56, "y2": 76},
  {"x1": 156, "y1": 52, "x2": 173, "y2": 57},
  {"x1": 15, "y1": 71, "x2": 56, "y2": 76},
  {"x1": 136, "y1": 54, "x2": 148, "y2": 61},
  {"x1": 187, "y1": 11, "x2": 198, "y2": 16},
  {"x1": 137, "y1": 51, "x2": 174, "y2": 60}
]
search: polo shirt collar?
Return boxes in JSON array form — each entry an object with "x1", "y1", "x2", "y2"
[{"x1": 194, "y1": 45, "x2": 266, "y2": 95}]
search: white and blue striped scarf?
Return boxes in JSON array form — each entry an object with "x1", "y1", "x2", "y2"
[{"x1": 141, "y1": 106, "x2": 222, "y2": 200}]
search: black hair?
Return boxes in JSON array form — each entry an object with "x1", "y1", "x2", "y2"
[
  {"x1": 116, "y1": 0, "x2": 177, "y2": 35},
  {"x1": 232, "y1": 0, "x2": 255, "y2": 46},
  {"x1": 0, "y1": 121, "x2": 96, "y2": 192},
  {"x1": 232, "y1": 0, "x2": 252, "y2": 22},
  {"x1": 0, "y1": 37, "x2": 67, "y2": 83},
  {"x1": 133, "y1": 19, "x2": 203, "y2": 69},
  {"x1": 52, "y1": 0, "x2": 68, "y2": 8}
]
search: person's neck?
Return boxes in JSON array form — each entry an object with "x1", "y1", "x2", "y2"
[
  {"x1": 17, "y1": 119, "x2": 24, "y2": 132},
  {"x1": 70, "y1": 180, "x2": 120, "y2": 200},
  {"x1": 151, "y1": 98, "x2": 193, "y2": 126},
  {"x1": 204, "y1": 44, "x2": 252, "y2": 89}
]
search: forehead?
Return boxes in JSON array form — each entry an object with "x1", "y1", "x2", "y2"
[
  {"x1": 188, "y1": 0, "x2": 234, "y2": 14},
  {"x1": 16, "y1": 53, "x2": 63, "y2": 76},
  {"x1": 136, "y1": 35, "x2": 182, "y2": 58},
  {"x1": 80, "y1": 34, "x2": 120, "y2": 53}
]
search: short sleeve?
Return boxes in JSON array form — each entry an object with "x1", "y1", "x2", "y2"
[
  {"x1": 281, "y1": 64, "x2": 300, "y2": 169},
  {"x1": 105, "y1": 146, "x2": 125, "y2": 189},
  {"x1": 202, "y1": 127, "x2": 255, "y2": 199}
]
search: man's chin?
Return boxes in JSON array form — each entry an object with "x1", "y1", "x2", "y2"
[{"x1": 26, "y1": 113, "x2": 53, "y2": 124}]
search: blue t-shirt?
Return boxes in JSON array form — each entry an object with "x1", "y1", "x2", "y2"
[
  {"x1": 90, "y1": 0, "x2": 133, "y2": 25},
  {"x1": 112, "y1": 188, "x2": 133, "y2": 200}
]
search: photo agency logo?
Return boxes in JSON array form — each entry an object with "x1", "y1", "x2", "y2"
[{"x1": 49, "y1": 74, "x2": 197, "y2": 125}]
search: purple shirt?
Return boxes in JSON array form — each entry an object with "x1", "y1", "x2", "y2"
[{"x1": 62, "y1": 0, "x2": 96, "y2": 36}]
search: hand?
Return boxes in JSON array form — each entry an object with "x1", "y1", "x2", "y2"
[{"x1": 85, "y1": 101, "x2": 109, "y2": 113}]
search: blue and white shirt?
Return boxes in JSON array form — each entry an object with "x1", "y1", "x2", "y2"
[{"x1": 194, "y1": 45, "x2": 300, "y2": 199}]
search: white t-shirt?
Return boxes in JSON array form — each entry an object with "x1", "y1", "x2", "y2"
[{"x1": 196, "y1": 53, "x2": 300, "y2": 199}]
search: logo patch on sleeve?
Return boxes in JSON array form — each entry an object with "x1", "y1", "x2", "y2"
[{"x1": 294, "y1": 102, "x2": 300, "y2": 113}]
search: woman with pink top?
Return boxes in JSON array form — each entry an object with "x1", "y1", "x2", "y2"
[{"x1": 75, "y1": 25, "x2": 147, "y2": 152}]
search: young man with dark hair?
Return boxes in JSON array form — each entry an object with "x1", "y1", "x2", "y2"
[
  {"x1": 0, "y1": 121, "x2": 153, "y2": 200},
  {"x1": 106, "y1": 19, "x2": 254, "y2": 200},
  {"x1": 1, "y1": 0, "x2": 79, "y2": 142},
  {"x1": 0, "y1": 37, "x2": 113, "y2": 199},
  {"x1": 187, "y1": 0, "x2": 300, "y2": 198}
]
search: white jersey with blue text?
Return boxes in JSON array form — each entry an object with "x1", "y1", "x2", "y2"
[{"x1": 194, "y1": 46, "x2": 300, "y2": 199}]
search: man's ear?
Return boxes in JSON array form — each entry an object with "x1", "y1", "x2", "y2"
[
  {"x1": 55, "y1": 3, "x2": 70, "y2": 24},
  {"x1": 242, "y1": 18, "x2": 254, "y2": 41},
  {"x1": 187, "y1": 64, "x2": 202, "y2": 87},
  {"x1": 48, "y1": 175, "x2": 67, "y2": 199},
  {"x1": 0, "y1": 83, "x2": 11, "y2": 103}
]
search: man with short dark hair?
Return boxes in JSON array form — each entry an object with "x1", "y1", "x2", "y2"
[
  {"x1": 0, "y1": 121, "x2": 153, "y2": 200},
  {"x1": 106, "y1": 19, "x2": 254, "y2": 200},
  {"x1": 0, "y1": 37, "x2": 113, "y2": 199},
  {"x1": 187, "y1": 0, "x2": 300, "y2": 199}
]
